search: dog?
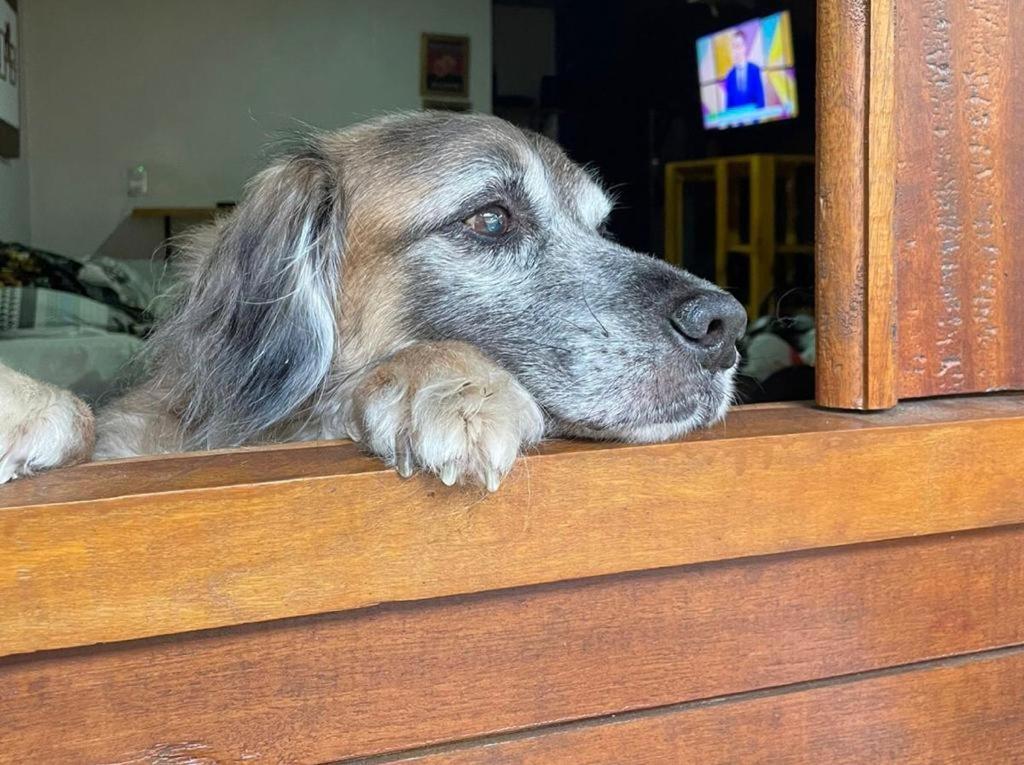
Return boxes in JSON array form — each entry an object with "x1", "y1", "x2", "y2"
[{"x1": 0, "y1": 112, "x2": 746, "y2": 490}]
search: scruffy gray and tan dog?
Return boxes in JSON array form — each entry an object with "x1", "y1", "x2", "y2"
[{"x1": 0, "y1": 112, "x2": 746, "y2": 490}]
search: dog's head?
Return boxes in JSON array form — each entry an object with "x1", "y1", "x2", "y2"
[{"x1": 156, "y1": 112, "x2": 746, "y2": 446}]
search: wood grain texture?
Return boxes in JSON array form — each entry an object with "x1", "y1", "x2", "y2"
[
  {"x1": 895, "y1": 0, "x2": 1024, "y2": 397},
  {"x1": 818, "y1": 0, "x2": 1024, "y2": 405},
  {"x1": 2, "y1": 396, "x2": 1024, "y2": 657},
  {"x1": 398, "y1": 648, "x2": 1024, "y2": 765},
  {"x1": 816, "y1": 0, "x2": 866, "y2": 407},
  {"x1": 817, "y1": 0, "x2": 898, "y2": 409},
  {"x1": 865, "y1": 0, "x2": 898, "y2": 407},
  {"x1": 3, "y1": 397, "x2": 1013, "y2": 509},
  {"x1": 4, "y1": 527, "x2": 1024, "y2": 763}
]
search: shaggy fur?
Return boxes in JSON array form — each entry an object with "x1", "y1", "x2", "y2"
[{"x1": 0, "y1": 112, "x2": 746, "y2": 489}]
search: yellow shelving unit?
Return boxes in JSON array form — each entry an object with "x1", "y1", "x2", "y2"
[{"x1": 664, "y1": 154, "x2": 814, "y2": 316}]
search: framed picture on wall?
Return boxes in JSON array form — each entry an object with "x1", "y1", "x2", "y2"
[
  {"x1": 421, "y1": 33, "x2": 469, "y2": 99},
  {"x1": 0, "y1": 0, "x2": 18, "y2": 158},
  {"x1": 422, "y1": 99, "x2": 472, "y2": 112}
]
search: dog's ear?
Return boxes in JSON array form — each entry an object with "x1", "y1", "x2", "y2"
[{"x1": 150, "y1": 145, "x2": 343, "y2": 448}]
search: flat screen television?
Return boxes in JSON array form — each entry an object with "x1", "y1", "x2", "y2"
[{"x1": 696, "y1": 11, "x2": 798, "y2": 130}]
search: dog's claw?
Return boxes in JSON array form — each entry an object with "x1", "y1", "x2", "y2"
[
  {"x1": 346, "y1": 421, "x2": 362, "y2": 442},
  {"x1": 395, "y1": 439, "x2": 415, "y2": 478},
  {"x1": 341, "y1": 405, "x2": 362, "y2": 442},
  {"x1": 484, "y1": 467, "x2": 501, "y2": 493},
  {"x1": 439, "y1": 463, "x2": 458, "y2": 486}
]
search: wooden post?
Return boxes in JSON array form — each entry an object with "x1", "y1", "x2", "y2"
[{"x1": 816, "y1": 0, "x2": 898, "y2": 410}]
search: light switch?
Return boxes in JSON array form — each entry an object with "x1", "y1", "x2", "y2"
[{"x1": 127, "y1": 164, "x2": 148, "y2": 197}]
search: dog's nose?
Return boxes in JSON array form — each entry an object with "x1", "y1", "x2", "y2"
[{"x1": 670, "y1": 291, "x2": 747, "y2": 371}]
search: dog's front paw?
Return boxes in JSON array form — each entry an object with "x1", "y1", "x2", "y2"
[
  {"x1": 0, "y1": 368, "x2": 95, "y2": 483},
  {"x1": 347, "y1": 343, "x2": 544, "y2": 491}
]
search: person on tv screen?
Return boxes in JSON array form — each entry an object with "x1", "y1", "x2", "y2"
[{"x1": 725, "y1": 30, "x2": 765, "y2": 110}]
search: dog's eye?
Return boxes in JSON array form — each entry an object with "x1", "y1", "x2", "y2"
[{"x1": 464, "y1": 206, "x2": 510, "y2": 238}]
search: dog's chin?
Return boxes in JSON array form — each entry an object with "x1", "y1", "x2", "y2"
[
  {"x1": 549, "y1": 366, "x2": 737, "y2": 444},
  {"x1": 563, "y1": 415, "x2": 706, "y2": 444}
]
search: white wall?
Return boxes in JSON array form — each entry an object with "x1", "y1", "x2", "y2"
[
  {"x1": 21, "y1": 0, "x2": 492, "y2": 257},
  {"x1": 0, "y1": 155, "x2": 29, "y2": 242}
]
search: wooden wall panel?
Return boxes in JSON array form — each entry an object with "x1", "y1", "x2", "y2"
[
  {"x1": 3, "y1": 527, "x2": 1023, "y2": 764},
  {"x1": 400, "y1": 648, "x2": 1024, "y2": 765},
  {"x1": 2, "y1": 397, "x2": 1024, "y2": 657},
  {"x1": 817, "y1": 0, "x2": 1024, "y2": 406},
  {"x1": 895, "y1": 1, "x2": 1024, "y2": 398}
]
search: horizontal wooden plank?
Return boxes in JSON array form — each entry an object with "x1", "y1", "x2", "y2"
[
  {"x1": 397, "y1": 647, "x2": 1024, "y2": 765},
  {"x1": 3, "y1": 397, "x2": 1017, "y2": 509},
  {"x1": 3, "y1": 527, "x2": 1024, "y2": 763},
  {"x1": 1, "y1": 396, "x2": 1023, "y2": 657}
]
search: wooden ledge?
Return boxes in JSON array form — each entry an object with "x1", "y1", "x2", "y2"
[{"x1": 1, "y1": 395, "x2": 1023, "y2": 657}]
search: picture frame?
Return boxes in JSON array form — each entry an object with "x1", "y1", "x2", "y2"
[
  {"x1": 420, "y1": 33, "x2": 470, "y2": 99},
  {"x1": 0, "y1": 0, "x2": 18, "y2": 158},
  {"x1": 422, "y1": 99, "x2": 472, "y2": 113}
]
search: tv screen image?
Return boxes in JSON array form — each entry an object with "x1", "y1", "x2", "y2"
[{"x1": 696, "y1": 11, "x2": 798, "y2": 130}]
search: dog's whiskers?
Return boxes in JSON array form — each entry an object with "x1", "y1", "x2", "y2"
[{"x1": 580, "y1": 283, "x2": 610, "y2": 338}]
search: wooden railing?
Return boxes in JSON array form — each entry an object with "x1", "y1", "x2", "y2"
[{"x1": 2, "y1": 395, "x2": 1023, "y2": 763}]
